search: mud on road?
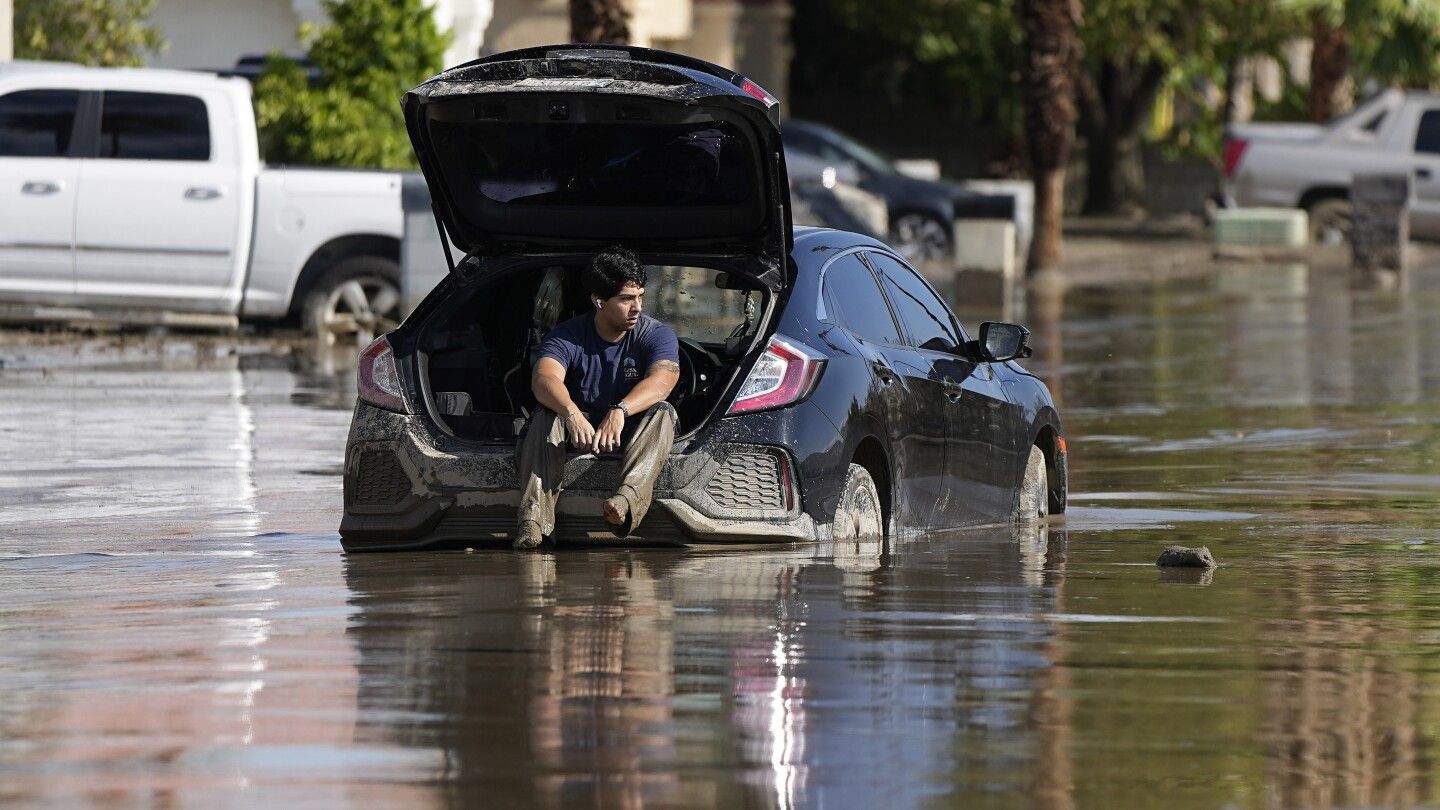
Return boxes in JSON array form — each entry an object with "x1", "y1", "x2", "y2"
[{"x1": 2, "y1": 259, "x2": 1439, "y2": 808}]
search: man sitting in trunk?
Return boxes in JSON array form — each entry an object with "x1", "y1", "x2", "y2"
[{"x1": 513, "y1": 246, "x2": 681, "y2": 550}]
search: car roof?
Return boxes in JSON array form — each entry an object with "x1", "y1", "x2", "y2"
[
  {"x1": 0, "y1": 60, "x2": 242, "y2": 92},
  {"x1": 791, "y1": 225, "x2": 891, "y2": 257}
]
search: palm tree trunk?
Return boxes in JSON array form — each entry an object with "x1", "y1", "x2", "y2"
[
  {"x1": 569, "y1": 0, "x2": 630, "y2": 44},
  {"x1": 1018, "y1": 0, "x2": 1082, "y2": 273},
  {"x1": 1309, "y1": 11, "x2": 1349, "y2": 122}
]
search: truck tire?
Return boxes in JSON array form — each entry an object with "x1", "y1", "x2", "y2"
[
  {"x1": 1308, "y1": 198, "x2": 1353, "y2": 245},
  {"x1": 302, "y1": 255, "x2": 402, "y2": 345}
]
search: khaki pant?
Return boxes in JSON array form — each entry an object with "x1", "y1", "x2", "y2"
[{"x1": 515, "y1": 403, "x2": 677, "y2": 538}]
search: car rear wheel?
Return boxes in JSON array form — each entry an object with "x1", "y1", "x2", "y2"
[
  {"x1": 1308, "y1": 198, "x2": 1353, "y2": 245},
  {"x1": 303, "y1": 256, "x2": 403, "y2": 346},
  {"x1": 1015, "y1": 445, "x2": 1049, "y2": 525},
  {"x1": 891, "y1": 213, "x2": 951, "y2": 264},
  {"x1": 833, "y1": 463, "x2": 884, "y2": 540}
]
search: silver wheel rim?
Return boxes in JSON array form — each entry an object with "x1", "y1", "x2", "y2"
[
  {"x1": 892, "y1": 214, "x2": 950, "y2": 263},
  {"x1": 319, "y1": 276, "x2": 401, "y2": 344}
]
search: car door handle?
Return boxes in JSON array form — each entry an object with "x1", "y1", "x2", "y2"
[
  {"x1": 184, "y1": 186, "x2": 224, "y2": 201},
  {"x1": 1417, "y1": 167, "x2": 1433, "y2": 180},
  {"x1": 870, "y1": 360, "x2": 894, "y2": 386},
  {"x1": 21, "y1": 181, "x2": 62, "y2": 195}
]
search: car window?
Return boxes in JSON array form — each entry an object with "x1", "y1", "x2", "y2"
[
  {"x1": 823, "y1": 253, "x2": 901, "y2": 345},
  {"x1": 98, "y1": 91, "x2": 210, "y2": 161},
  {"x1": 0, "y1": 89, "x2": 80, "y2": 158},
  {"x1": 866, "y1": 252, "x2": 961, "y2": 352},
  {"x1": 643, "y1": 265, "x2": 760, "y2": 344},
  {"x1": 1416, "y1": 110, "x2": 1440, "y2": 155}
]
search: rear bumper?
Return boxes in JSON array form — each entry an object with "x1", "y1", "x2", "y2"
[{"x1": 339, "y1": 402, "x2": 823, "y2": 551}]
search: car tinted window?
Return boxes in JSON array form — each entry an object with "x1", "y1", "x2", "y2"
[
  {"x1": 866, "y1": 252, "x2": 960, "y2": 351},
  {"x1": 824, "y1": 254, "x2": 900, "y2": 344},
  {"x1": 0, "y1": 90, "x2": 80, "y2": 158},
  {"x1": 99, "y1": 92, "x2": 210, "y2": 161},
  {"x1": 1416, "y1": 110, "x2": 1440, "y2": 155}
]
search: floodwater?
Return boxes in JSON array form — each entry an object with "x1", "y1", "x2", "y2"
[{"x1": 2, "y1": 259, "x2": 1439, "y2": 808}]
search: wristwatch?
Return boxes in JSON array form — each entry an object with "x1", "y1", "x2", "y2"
[{"x1": 613, "y1": 401, "x2": 631, "y2": 417}]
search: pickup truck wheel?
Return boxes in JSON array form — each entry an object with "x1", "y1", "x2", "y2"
[
  {"x1": 891, "y1": 213, "x2": 951, "y2": 264},
  {"x1": 1308, "y1": 198, "x2": 1353, "y2": 245},
  {"x1": 303, "y1": 257, "x2": 402, "y2": 345}
]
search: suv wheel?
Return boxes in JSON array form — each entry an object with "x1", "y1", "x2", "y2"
[
  {"x1": 833, "y1": 463, "x2": 884, "y2": 540},
  {"x1": 1015, "y1": 445, "x2": 1049, "y2": 525},
  {"x1": 891, "y1": 213, "x2": 951, "y2": 263},
  {"x1": 303, "y1": 256, "x2": 402, "y2": 345}
]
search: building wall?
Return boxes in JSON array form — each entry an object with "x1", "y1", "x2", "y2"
[
  {"x1": 149, "y1": 0, "x2": 491, "y2": 72},
  {"x1": 150, "y1": 0, "x2": 306, "y2": 69},
  {"x1": 1, "y1": 0, "x2": 11, "y2": 61}
]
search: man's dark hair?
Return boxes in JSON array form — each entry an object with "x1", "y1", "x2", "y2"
[{"x1": 583, "y1": 246, "x2": 647, "y2": 300}]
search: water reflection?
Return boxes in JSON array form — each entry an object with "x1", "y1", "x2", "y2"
[{"x1": 342, "y1": 525, "x2": 1068, "y2": 807}]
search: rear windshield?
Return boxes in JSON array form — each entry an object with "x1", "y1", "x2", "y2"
[{"x1": 428, "y1": 120, "x2": 757, "y2": 207}]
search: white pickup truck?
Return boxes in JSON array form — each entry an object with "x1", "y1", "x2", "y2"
[
  {"x1": 1225, "y1": 89, "x2": 1440, "y2": 242},
  {"x1": 0, "y1": 61, "x2": 404, "y2": 337}
]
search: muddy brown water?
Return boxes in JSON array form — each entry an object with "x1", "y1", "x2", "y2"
[{"x1": 2, "y1": 260, "x2": 1438, "y2": 808}]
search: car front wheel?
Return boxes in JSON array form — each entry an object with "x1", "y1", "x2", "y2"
[{"x1": 1015, "y1": 445, "x2": 1049, "y2": 525}]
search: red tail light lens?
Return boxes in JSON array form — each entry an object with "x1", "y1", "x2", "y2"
[
  {"x1": 727, "y1": 335, "x2": 826, "y2": 416},
  {"x1": 740, "y1": 79, "x2": 778, "y2": 108},
  {"x1": 1222, "y1": 138, "x2": 1248, "y2": 179},
  {"x1": 357, "y1": 336, "x2": 407, "y2": 414}
]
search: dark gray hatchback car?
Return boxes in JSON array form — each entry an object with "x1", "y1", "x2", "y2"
[{"x1": 338, "y1": 45, "x2": 1066, "y2": 551}]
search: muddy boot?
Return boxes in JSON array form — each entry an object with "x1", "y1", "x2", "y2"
[
  {"x1": 607, "y1": 403, "x2": 677, "y2": 537},
  {"x1": 513, "y1": 520, "x2": 544, "y2": 550}
]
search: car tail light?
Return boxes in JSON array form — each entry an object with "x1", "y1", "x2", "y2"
[
  {"x1": 1222, "y1": 137, "x2": 1248, "y2": 179},
  {"x1": 727, "y1": 335, "x2": 826, "y2": 416},
  {"x1": 739, "y1": 78, "x2": 778, "y2": 108},
  {"x1": 357, "y1": 336, "x2": 407, "y2": 414}
]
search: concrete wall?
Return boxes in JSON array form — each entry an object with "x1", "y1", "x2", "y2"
[
  {"x1": 150, "y1": 0, "x2": 492, "y2": 72},
  {"x1": 1, "y1": 0, "x2": 13, "y2": 61},
  {"x1": 150, "y1": 0, "x2": 305, "y2": 69}
]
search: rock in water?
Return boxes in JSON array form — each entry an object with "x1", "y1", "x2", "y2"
[{"x1": 1156, "y1": 546, "x2": 1217, "y2": 569}]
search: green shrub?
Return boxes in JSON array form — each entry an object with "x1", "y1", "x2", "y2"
[{"x1": 254, "y1": 0, "x2": 449, "y2": 169}]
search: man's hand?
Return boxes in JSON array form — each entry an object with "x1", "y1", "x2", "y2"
[
  {"x1": 563, "y1": 409, "x2": 597, "y2": 449},
  {"x1": 592, "y1": 407, "x2": 624, "y2": 454}
]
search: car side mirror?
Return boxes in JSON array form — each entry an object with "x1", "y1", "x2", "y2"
[{"x1": 979, "y1": 321, "x2": 1031, "y2": 362}]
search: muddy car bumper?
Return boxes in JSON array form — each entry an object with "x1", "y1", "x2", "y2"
[{"x1": 339, "y1": 402, "x2": 830, "y2": 551}]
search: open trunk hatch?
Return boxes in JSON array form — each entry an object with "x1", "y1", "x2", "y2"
[{"x1": 403, "y1": 45, "x2": 792, "y2": 271}]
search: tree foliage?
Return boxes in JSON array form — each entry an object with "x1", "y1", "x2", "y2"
[
  {"x1": 14, "y1": 0, "x2": 164, "y2": 67},
  {"x1": 253, "y1": 0, "x2": 449, "y2": 169}
]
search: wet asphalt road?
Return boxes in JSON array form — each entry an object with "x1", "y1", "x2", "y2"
[{"x1": 2, "y1": 259, "x2": 1439, "y2": 808}]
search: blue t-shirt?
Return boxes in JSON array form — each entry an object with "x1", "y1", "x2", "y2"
[{"x1": 538, "y1": 312, "x2": 680, "y2": 422}]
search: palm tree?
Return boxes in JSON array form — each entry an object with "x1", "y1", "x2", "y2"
[
  {"x1": 569, "y1": 0, "x2": 629, "y2": 44},
  {"x1": 1018, "y1": 0, "x2": 1082, "y2": 273}
]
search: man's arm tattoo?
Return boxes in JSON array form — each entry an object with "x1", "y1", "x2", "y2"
[{"x1": 649, "y1": 360, "x2": 681, "y2": 374}]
